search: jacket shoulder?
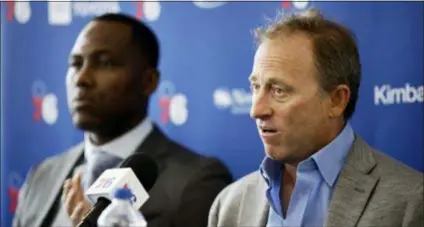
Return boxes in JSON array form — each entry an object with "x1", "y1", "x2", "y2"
[
  {"x1": 30, "y1": 143, "x2": 84, "y2": 179},
  {"x1": 163, "y1": 140, "x2": 231, "y2": 178},
  {"x1": 372, "y1": 148, "x2": 423, "y2": 192},
  {"x1": 208, "y1": 171, "x2": 264, "y2": 226}
]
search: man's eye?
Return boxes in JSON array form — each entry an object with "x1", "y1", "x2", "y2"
[
  {"x1": 271, "y1": 86, "x2": 288, "y2": 99},
  {"x1": 69, "y1": 61, "x2": 82, "y2": 69},
  {"x1": 273, "y1": 87, "x2": 284, "y2": 95},
  {"x1": 100, "y1": 60, "x2": 114, "y2": 67}
]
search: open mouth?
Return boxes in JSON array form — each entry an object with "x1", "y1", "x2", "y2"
[{"x1": 260, "y1": 126, "x2": 279, "y2": 134}]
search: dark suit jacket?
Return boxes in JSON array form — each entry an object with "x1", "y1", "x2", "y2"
[{"x1": 13, "y1": 125, "x2": 233, "y2": 227}]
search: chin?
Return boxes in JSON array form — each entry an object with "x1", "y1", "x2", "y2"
[
  {"x1": 72, "y1": 114, "x2": 101, "y2": 131},
  {"x1": 263, "y1": 144, "x2": 296, "y2": 163},
  {"x1": 264, "y1": 144, "x2": 284, "y2": 160}
]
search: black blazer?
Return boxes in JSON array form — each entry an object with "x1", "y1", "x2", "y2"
[{"x1": 13, "y1": 125, "x2": 233, "y2": 227}]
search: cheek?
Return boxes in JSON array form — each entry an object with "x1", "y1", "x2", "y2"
[
  {"x1": 274, "y1": 99, "x2": 309, "y2": 125},
  {"x1": 98, "y1": 73, "x2": 134, "y2": 96},
  {"x1": 104, "y1": 84, "x2": 131, "y2": 104}
]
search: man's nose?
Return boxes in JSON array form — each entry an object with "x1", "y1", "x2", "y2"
[
  {"x1": 73, "y1": 65, "x2": 94, "y2": 88},
  {"x1": 250, "y1": 92, "x2": 273, "y2": 120}
]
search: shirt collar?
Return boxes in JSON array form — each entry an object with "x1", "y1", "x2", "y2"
[
  {"x1": 260, "y1": 157, "x2": 282, "y2": 186},
  {"x1": 311, "y1": 122, "x2": 354, "y2": 187},
  {"x1": 259, "y1": 123, "x2": 354, "y2": 187},
  {"x1": 84, "y1": 117, "x2": 153, "y2": 161}
]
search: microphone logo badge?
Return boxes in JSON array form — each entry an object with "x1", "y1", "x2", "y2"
[{"x1": 93, "y1": 177, "x2": 116, "y2": 189}]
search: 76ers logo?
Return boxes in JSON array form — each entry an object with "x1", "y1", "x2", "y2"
[
  {"x1": 157, "y1": 81, "x2": 189, "y2": 126},
  {"x1": 4, "y1": 1, "x2": 32, "y2": 24},
  {"x1": 8, "y1": 172, "x2": 24, "y2": 213},
  {"x1": 93, "y1": 177, "x2": 116, "y2": 189},
  {"x1": 281, "y1": 0, "x2": 310, "y2": 9},
  {"x1": 31, "y1": 80, "x2": 59, "y2": 125},
  {"x1": 158, "y1": 81, "x2": 175, "y2": 124}
]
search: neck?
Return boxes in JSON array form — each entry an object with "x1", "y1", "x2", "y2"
[
  {"x1": 87, "y1": 114, "x2": 146, "y2": 146},
  {"x1": 283, "y1": 119, "x2": 346, "y2": 180},
  {"x1": 282, "y1": 163, "x2": 297, "y2": 184}
]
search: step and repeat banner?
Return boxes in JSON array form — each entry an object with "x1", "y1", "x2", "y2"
[{"x1": 1, "y1": 1, "x2": 423, "y2": 226}]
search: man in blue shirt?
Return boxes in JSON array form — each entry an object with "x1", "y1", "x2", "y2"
[{"x1": 208, "y1": 8, "x2": 423, "y2": 227}]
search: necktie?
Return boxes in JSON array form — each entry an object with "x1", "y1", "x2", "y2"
[{"x1": 83, "y1": 150, "x2": 123, "y2": 190}]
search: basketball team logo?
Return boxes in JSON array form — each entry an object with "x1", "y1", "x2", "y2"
[
  {"x1": 7, "y1": 172, "x2": 24, "y2": 213},
  {"x1": 4, "y1": 1, "x2": 31, "y2": 24},
  {"x1": 281, "y1": 0, "x2": 310, "y2": 9},
  {"x1": 135, "y1": 1, "x2": 161, "y2": 22},
  {"x1": 157, "y1": 81, "x2": 189, "y2": 126},
  {"x1": 31, "y1": 80, "x2": 59, "y2": 125}
]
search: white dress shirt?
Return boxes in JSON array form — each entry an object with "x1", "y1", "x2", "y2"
[{"x1": 84, "y1": 117, "x2": 153, "y2": 161}]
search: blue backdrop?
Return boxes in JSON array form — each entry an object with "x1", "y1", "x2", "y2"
[{"x1": 1, "y1": 1, "x2": 423, "y2": 227}]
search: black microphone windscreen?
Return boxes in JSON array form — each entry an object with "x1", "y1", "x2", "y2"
[{"x1": 120, "y1": 153, "x2": 158, "y2": 191}]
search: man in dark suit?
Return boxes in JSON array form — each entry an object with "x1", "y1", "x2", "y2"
[{"x1": 13, "y1": 13, "x2": 232, "y2": 227}]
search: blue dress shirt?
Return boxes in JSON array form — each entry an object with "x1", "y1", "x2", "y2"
[{"x1": 260, "y1": 123, "x2": 354, "y2": 227}]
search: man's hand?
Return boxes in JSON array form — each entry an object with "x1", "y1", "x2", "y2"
[{"x1": 62, "y1": 172, "x2": 92, "y2": 226}]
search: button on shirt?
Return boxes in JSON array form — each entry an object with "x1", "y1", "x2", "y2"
[{"x1": 261, "y1": 123, "x2": 354, "y2": 227}]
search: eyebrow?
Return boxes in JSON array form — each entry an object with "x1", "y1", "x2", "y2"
[
  {"x1": 268, "y1": 77, "x2": 288, "y2": 86},
  {"x1": 69, "y1": 49, "x2": 115, "y2": 59},
  {"x1": 248, "y1": 75, "x2": 289, "y2": 86}
]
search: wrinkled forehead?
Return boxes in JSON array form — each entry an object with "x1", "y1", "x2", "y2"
[
  {"x1": 72, "y1": 21, "x2": 133, "y2": 53},
  {"x1": 253, "y1": 35, "x2": 314, "y2": 66},
  {"x1": 250, "y1": 35, "x2": 317, "y2": 83}
]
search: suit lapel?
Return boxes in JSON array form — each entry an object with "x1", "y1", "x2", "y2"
[
  {"x1": 34, "y1": 144, "x2": 84, "y2": 227},
  {"x1": 325, "y1": 137, "x2": 379, "y2": 227},
  {"x1": 133, "y1": 125, "x2": 169, "y2": 171},
  {"x1": 133, "y1": 125, "x2": 170, "y2": 218},
  {"x1": 238, "y1": 173, "x2": 270, "y2": 227}
]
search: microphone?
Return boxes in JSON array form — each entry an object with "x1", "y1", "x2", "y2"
[{"x1": 77, "y1": 153, "x2": 158, "y2": 227}]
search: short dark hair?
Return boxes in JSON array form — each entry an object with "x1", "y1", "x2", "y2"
[
  {"x1": 93, "y1": 13, "x2": 160, "y2": 69},
  {"x1": 254, "y1": 8, "x2": 361, "y2": 120}
]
